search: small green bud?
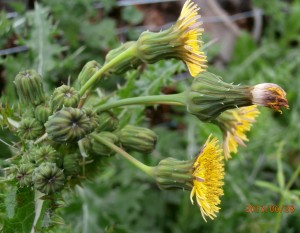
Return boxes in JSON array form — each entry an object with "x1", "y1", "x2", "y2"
[
  {"x1": 97, "y1": 111, "x2": 119, "y2": 132},
  {"x1": 92, "y1": 132, "x2": 119, "y2": 156},
  {"x1": 153, "y1": 157, "x2": 194, "y2": 190},
  {"x1": 14, "y1": 69, "x2": 45, "y2": 105},
  {"x1": 50, "y1": 85, "x2": 80, "y2": 112},
  {"x1": 118, "y1": 125, "x2": 157, "y2": 153},
  {"x1": 35, "y1": 145, "x2": 61, "y2": 165},
  {"x1": 63, "y1": 153, "x2": 80, "y2": 177},
  {"x1": 78, "y1": 60, "x2": 101, "y2": 87},
  {"x1": 34, "y1": 103, "x2": 52, "y2": 124},
  {"x1": 18, "y1": 118, "x2": 43, "y2": 140},
  {"x1": 186, "y1": 72, "x2": 252, "y2": 121},
  {"x1": 33, "y1": 162, "x2": 65, "y2": 194},
  {"x1": 45, "y1": 107, "x2": 91, "y2": 142},
  {"x1": 105, "y1": 41, "x2": 142, "y2": 74},
  {"x1": 20, "y1": 148, "x2": 37, "y2": 165},
  {"x1": 16, "y1": 164, "x2": 34, "y2": 187},
  {"x1": 83, "y1": 108, "x2": 98, "y2": 132}
]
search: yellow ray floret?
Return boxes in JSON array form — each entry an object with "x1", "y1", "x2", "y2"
[
  {"x1": 190, "y1": 135, "x2": 225, "y2": 221},
  {"x1": 216, "y1": 105, "x2": 260, "y2": 160},
  {"x1": 175, "y1": 0, "x2": 207, "y2": 76}
]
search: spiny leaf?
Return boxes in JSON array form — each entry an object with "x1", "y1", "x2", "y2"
[
  {"x1": 26, "y1": 2, "x2": 63, "y2": 78},
  {"x1": 3, "y1": 187, "x2": 35, "y2": 233}
]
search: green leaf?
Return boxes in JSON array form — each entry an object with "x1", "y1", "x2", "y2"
[
  {"x1": 26, "y1": 2, "x2": 63, "y2": 77},
  {"x1": 3, "y1": 187, "x2": 35, "y2": 233}
]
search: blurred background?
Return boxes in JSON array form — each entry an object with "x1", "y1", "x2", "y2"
[{"x1": 0, "y1": 0, "x2": 299, "y2": 232}]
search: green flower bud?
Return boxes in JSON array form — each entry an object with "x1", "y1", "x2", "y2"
[
  {"x1": 50, "y1": 85, "x2": 80, "y2": 112},
  {"x1": 18, "y1": 118, "x2": 44, "y2": 140},
  {"x1": 35, "y1": 145, "x2": 61, "y2": 165},
  {"x1": 78, "y1": 60, "x2": 101, "y2": 87},
  {"x1": 92, "y1": 132, "x2": 119, "y2": 156},
  {"x1": 20, "y1": 148, "x2": 37, "y2": 165},
  {"x1": 14, "y1": 69, "x2": 45, "y2": 105},
  {"x1": 97, "y1": 111, "x2": 119, "y2": 132},
  {"x1": 186, "y1": 72, "x2": 252, "y2": 121},
  {"x1": 83, "y1": 108, "x2": 98, "y2": 132},
  {"x1": 153, "y1": 157, "x2": 194, "y2": 190},
  {"x1": 105, "y1": 41, "x2": 142, "y2": 74},
  {"x1": 63, "y1": 153, "x2": 80, "y2": 177},
  {"x1": 32, "y1": 162, "x2": 65, "y2": 194},
  {"x1": 45, "y1": 107, "x2": 91, "y2": 142},
  {"x1": 34, "y1": 103, "x2": 52, "y2": 124},
  {"x1": 118, "y1": 125, "x2": 157, "y2": 153},
  {"x1": 16, "y1": 164, "x2": 34, "y2": 187}
]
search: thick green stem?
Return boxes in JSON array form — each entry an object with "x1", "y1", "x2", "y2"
[
  {"x1": 91, "y1": 134, "x2": 154, "y2": 177},
  {"x1": 95, "y1": 92, "x2": 186, "y2": 112},
  {"x1": 79, "y1": 45, "x2": 137, "y2": 96}
]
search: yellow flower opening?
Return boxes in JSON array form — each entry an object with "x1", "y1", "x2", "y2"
[
  {"x1": 136, "y1": 0, "x2": 206, "y2": 77},
  {"x1": 190, "y1": 135, "x2": 224, "y2": 221},
  {"x1": 175, "y1": 0, "x2": 207, "y2": 76},
  {"x1": 215, "y1": 105, "x2": 260, "y2": 160}
]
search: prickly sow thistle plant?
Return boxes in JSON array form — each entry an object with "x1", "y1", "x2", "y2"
[{"x1": 0, "y1": 0, "x2": 289, "y2": 230}]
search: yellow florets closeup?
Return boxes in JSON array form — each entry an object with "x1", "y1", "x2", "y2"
[
  {"x1": 213, "y1": 105, "x2": 260, "y2": 160},
  {"x1": 190, "y1": 135, "x2": 225, "y2": 221},
  {"x1": 174, "y1": 0, "x2": 207, "y2": 76}
]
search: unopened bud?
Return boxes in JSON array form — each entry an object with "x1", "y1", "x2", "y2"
[
  {"x1": 78, "y1": 60, "x2": 101, "y2": 87},
  {"x1": 35, "y1": 145, "x2": 61, "y2": 165},
  {"x1": 14, "y1": 70, "x2": 45, "y2": 105},
  {"x1": 45, "y1": 107, "x2": 91, "y2": 142},
  {"x1": 63, "y1": 153, "x2": 80, "y2": 177},
  {"x1": 18, "y1": 118, "x2": 44, "y2": 140},
  {"x1": 50, "y1": 85, "x2": 80, "y2": 112},
  {"x1": 34, "y1": 103, "x2": 52, "y2": 124},
  {"x1": 97, "y1": 111, "x2": 119, "y2": 132},
  {"x1": 118, "y1": 125, "x2": 157, "y2": 153},
  {"x1": 16, "y1": 164, "x2": 34, "y2": 187},
  {"x1": 32, "y1": 162, "x2": 65, "y2": 194}
]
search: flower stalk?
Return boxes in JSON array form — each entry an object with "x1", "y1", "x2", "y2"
[
  {"x1": 79, "y1": 45, "x2": 137, "y2": 96},
  {"x1": 91, "y1": 134, "x2": 154, "y2": 177},
  {"x1": 95, "y1": 92, "x2": 186, "y2": 112}
]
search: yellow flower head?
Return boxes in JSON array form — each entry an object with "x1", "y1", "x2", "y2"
[
  {"x1": 174, "y1": 0, "x2": 207, "y2": 76},
  {"x1": 214, "y1": 105, "x2": 260, "y2": 160},
  {"x1": 136, "y1": 0, "x2": 206, "y2": 77},
  {"x1": 190, "y1": 135, "x2": 224, "y2": 221}
]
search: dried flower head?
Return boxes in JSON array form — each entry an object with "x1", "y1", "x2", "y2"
[{"x1": 251, "y1": 83, "x2": 289, "y2": 113}]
